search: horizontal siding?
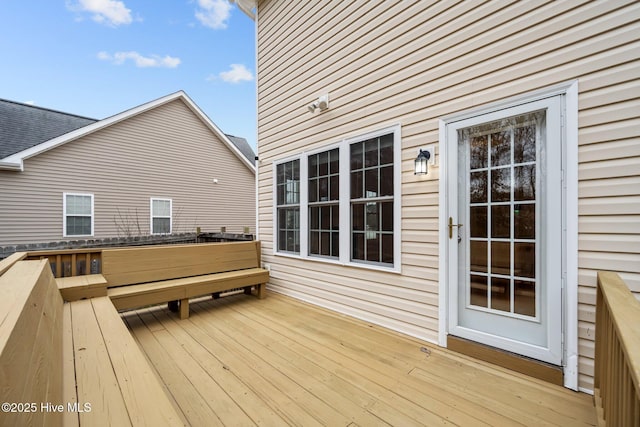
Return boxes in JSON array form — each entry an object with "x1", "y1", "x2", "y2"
[
  {"x1": 257, "y1": 0, "x2": 640, "y2": 392},
  {"x1": 0, "y1": 99, "x2": 255, "y2": 245}
]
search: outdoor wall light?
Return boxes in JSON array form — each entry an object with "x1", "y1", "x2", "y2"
[
  {"x1": 414, "y1": 149, "x2": 432, "y2": 175},
  {"x1": 307, "y1": 94, "x2": 330, "y2": 113}
]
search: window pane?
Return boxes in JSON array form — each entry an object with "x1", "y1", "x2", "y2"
[
  {"x1": 321, "y1": 206, "x2": 331, "y2": 230},
  {"x1": 382, "y1": 234, "x2": 393, "y2": 264},
  {"x1": 309, "y1": 231, "x2": 319, "y2": 254},
  {"x1": 331, "y1": 232, "x2": 340, "y2": 257},
  {"x1": 318, "y1": 151, "x2": 328, "y2": 176},
  {"x1": 153, "y1": 200, "x2": 170, "y2": 217},
  {"x1": 67, "y1": 195, "x2": 91, "y2": 215},
  {"x1": 308, "y1": 179, "x2": 317, "y2": 203},
  {"x1": 351, "y1": 171, "x2": 363, "y2": 199},
  {"x1": 318, "y1": 177, "x2": 329, "y2": 201},
  {"x1": 365, "y1": 202, "x2": 379, "y2": 232},
  {"x1": 67, "y1": 216, "x2": 91, "y2": 236},
  {"x1": 329, "y1": 148, "x2": 339, "y2": 174},
  {"x1": 365, "y1": 168, "x2": 378, "y2": 197},
  {"x1": 320, "y1": 232, "x2": 330, "y2": 256},
  {"x1": 331, "y1": 206, "x2": 339, "y2": 230},
  {"x1": 309, "y1": 154, "x2": 318, "y2": 178},
  {"x1": 364, "y1": 138, "x2": 378, "y2": 167},
  {"x1": 381, "y1": 202, "x2": 393, "y2": 232},
  {"x1": 379, "y1": 134, "x2": 393, "y2": 165},
  {"x1": 310, "y1": 206, "x2": 319, "y2": 229},
  {"x1": 153, "y1": 218, "x2": 170, "y2": 234},
  {"x1": 350, "y1": 142, "x2": 363, "y2": 170},
  {"x1": 329, "y1": 175, "x2": 339, "y2": 201},
  {"x1": 380, "y1": 165, "x2": 393, "y2": 196},
  {"x1": 352, "y1": 204, "x2": 364, "y2": 231},
  {"x1": 366, "y1": 234, "x2": 380, "y2": 262},
  {"x1": 352, "y1": 233, "x2": 365, "y2": 261}
]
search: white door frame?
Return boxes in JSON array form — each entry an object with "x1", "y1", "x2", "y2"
[{"x1": 437, "y1": 81, "x2": 579, "y2": 390}]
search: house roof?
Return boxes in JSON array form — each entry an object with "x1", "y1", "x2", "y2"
[
  {"x1": 0, "y1": 91, "x2": 256, "y2": 172},
  {"x1": 0, "y1": 99, "x2": 96, "y2": 159}
]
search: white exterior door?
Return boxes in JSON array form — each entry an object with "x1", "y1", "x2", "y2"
[{"x1": 446, "y1": 96, "x2": 563, "y2": 365}]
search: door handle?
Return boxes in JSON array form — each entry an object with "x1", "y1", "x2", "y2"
[{"x1": 449, "y1": 217, "x2": 463, "y2": 239}]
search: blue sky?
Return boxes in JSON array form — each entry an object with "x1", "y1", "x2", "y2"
[{"x1": 0, "y1": 0, "x2": 257, "y2": 149}]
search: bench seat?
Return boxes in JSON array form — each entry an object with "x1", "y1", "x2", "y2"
[
  {"x1": 57, "y1": 274, "x2": 108, "y2": 301},
  {"x1": 108, "y1": 267, "x2": 269, "y2": 318},
  {"x1": 67, "y1": 297, "x2": 182, "y2": 426}
]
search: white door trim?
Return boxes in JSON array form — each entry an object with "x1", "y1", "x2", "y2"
[{"x1": 438, "y1": 81, "x2": 579, "y2": 390}]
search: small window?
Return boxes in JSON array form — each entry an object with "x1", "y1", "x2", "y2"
[
  {"x1": 64, "y1": 193, "x2": 94, "y2": 237},
  {"x1": 151, "y1": 198, "x2": 172, "y2": 235},
  {"x1": 276, "y1": 159, "x2": 300, "y2": 253}
]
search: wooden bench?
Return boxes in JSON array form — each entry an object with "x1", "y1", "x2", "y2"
[
  {"x1": 104, "y1": 241, "x2": 269, "y2": 319},
  {"x1": 0, "y1": 260, "x2": 182, "y2": 426}
]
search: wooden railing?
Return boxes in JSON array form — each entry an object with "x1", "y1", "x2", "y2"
[
  {"x1": 25, "y1": 248, "x2": 103, "y2": 278},
  {"x1": 594, "y1": 271, "x2": 640, "y2": 427}
]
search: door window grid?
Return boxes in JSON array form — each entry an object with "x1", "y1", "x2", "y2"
[{"x1": 465, "y1": 114, "x2": 540, "y2": 319}]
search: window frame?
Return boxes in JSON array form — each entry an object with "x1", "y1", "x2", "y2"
[
  {"x1": 273, "y1": 125, "x2": 401, "y2": 272},
  {"x1": 63, "y1": 192, "x2": 94, "y2": 237},
  {"x1": 274, "y1": 156, "x2": 302, "y2": 254},
  {"x1": 150, "y1": 198, "x2": 172, "y2": 235}
]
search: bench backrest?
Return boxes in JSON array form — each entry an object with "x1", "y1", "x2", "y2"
[
  {"x1": 102, "y1": 241, "x2": 262, "y2": 287},
  {"x1": 0, "y1": 260, "x2": 64, "y2": 426}
]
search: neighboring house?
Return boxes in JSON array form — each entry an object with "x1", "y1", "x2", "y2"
[
  {"x1": 242, "y1": 1, "x2": 640, "y2": 394},
  {"x1": 0, "y1": 91, "x2": 256, "y2": 246}
]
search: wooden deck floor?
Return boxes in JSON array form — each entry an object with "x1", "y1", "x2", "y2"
[{"x1": 122, "y1": 292, "x2": 597, "y2": 427}]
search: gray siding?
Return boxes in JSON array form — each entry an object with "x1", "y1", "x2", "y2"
[
  {"x1": 0, "y1": 99, "x2": 255, "y2": 244},
  {"x1": 256, "y1": 0, "x2": 640, "y2": 392}
]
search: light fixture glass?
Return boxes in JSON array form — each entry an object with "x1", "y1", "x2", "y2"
[{"x1": 414, "y1": 149, "x2": 431, "y2": 175}]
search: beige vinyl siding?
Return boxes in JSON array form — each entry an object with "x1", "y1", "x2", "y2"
[
  {"x1": 0, "y1": 99, "x2": 255, "y2": 245},
  {"x1": 257, "y1": 0, "x2": 639, "y2": 391}
]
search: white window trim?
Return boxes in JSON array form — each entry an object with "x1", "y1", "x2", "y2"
[
  {"x1": 437, "y1": 81, "x2": 579, "y2": 390},
  {"x1": 63, "y1": 192, "x2": 94, "y2": 237},
  {"x1": 272, "y1": 124, "x2": 402, "y2": 273},
  {"x1": 150, "y1": 198, "x2": 172, "y2": 235}
]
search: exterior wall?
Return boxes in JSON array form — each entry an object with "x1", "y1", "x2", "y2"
[
  {"x1": 256, "y1": 0, "x2": 640, "y2": 392},
  {"x1": 0, "y1": 99, "x2": 256, "y2": 245}
]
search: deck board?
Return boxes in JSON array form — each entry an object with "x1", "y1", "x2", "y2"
[{"x1": 123, "y1": 292, "x2": 597, "y2": 427}]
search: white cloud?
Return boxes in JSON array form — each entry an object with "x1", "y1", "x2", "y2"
[
  {"x1": 67, "y1": 0, "x2": 133, "y2": 26},
  {"x1": 97, "y1": 51, "x2": 181, "y2": 68},
  {"x1": 195, "y1": 0, "x2": 232, "y2": 29},
  {"x1": 218, "y1": 64, "x2": 254, "y2": 83}
]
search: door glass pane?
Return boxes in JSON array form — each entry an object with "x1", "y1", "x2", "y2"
[
  {"x1": 470, "y1": 171, "x2": 487, "y2": 203},
  {"x1": 491, "y1": 168, "x2": 510, "y2": 202},
  {"x1": 491, "y1": 205, "x2": 510, "y2": 238},
  {"x1": 470, "y1": 135, "x2": 488, "y2": 169},
  {"x1": 490, "y1": 130, "x2": 511, "y2": 167},
  {"x1": 514, "y1": 242, "x2": 535, "y2": 278},
  {"x1": 514, "y1": 125, "x2": 536, "y2": 164},
  {"x1": 515, "y1": 165, "x2": 535, "y2": 201},
  {"x1": 490, "y1": 277, "x2": 511, "y2": 312},
  {"x1": 491, "y1": 242, "x2": 511, "y2": 276},
  {"x1": 514, "y1": 280, "x2": 536, "y2": 316},
  {"x1": 470, "y1": 275, "x2": 488, "y2": 308},
  {"x1": 470, "y1": 241, "x2": 488, "y2": 273},
  {"x1": 514, "y1": 204, "x2": 535, "y2": 239},
  {"x1": 470, "y1": 206, "x2": 487, "y2": 238}
]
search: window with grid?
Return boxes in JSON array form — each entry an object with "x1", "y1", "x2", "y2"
[
  {"x1": 151, "y1": 198, "x2": 172, "y2": 235},
  {"x1": 276, "y1": 159, "x2": 300, "y2": 253},
  {"x1": 64, "y1": 193, "x2": 93, "y2": 236},
  {"x1": 308, "y1": 148, "x2": 339, "y2": 258},
  {"x1": 350, "y1": 133, "x2": 394, "y2": 265}
]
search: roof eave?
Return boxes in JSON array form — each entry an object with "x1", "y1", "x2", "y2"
[
  {"x1": 0, "y1": 160, "x2": 23, "y2": 171},
  {"x1": 231, "y1": 0, "x2": 256, "y2": 20}
]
